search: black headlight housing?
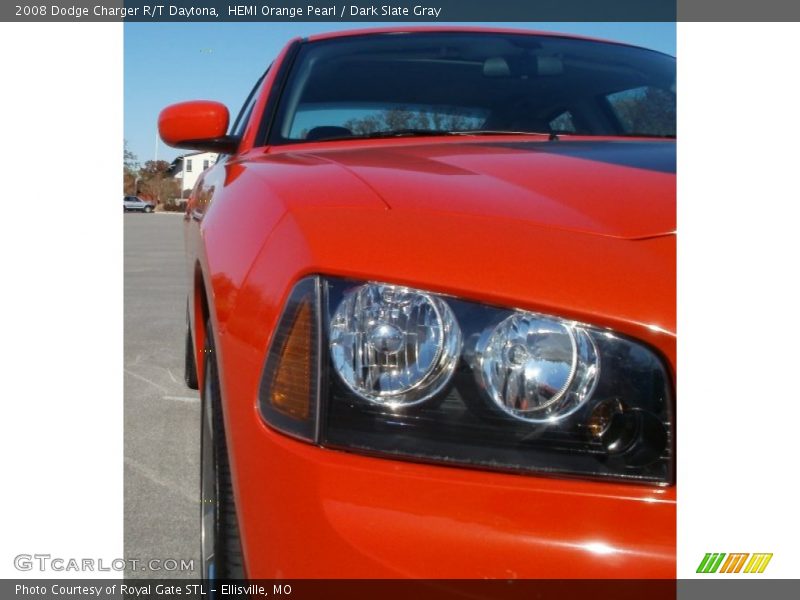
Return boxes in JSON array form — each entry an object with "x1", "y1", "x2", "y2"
[{"x1": 259, "y1": 276, "x2": 673, "y2": 485}]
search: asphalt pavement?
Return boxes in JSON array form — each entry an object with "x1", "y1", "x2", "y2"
[{"x1": 124, "y1": 212, "x2": 200, "y2": 579}]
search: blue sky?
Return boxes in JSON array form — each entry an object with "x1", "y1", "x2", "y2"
[{"x1": 124, "y1": 22, "x2": 676, "y2": 164}]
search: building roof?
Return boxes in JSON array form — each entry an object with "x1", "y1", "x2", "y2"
[{"x1": 166, "y1": 152, "x2": 217, "y2": 176}]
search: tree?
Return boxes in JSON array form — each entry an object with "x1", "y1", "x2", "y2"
[
  {"x1": 342, "y1": 106, "x2": 481, "y2": 136},
  {"x1": 123, "y1": 140, "x2": 139, "y2": 195},
  {"x1": 137, "y1": 160, "x2": 179, "y2": 206},
  {"x1": 610, "y1": 87, "x2": 675, "y2": 137}
]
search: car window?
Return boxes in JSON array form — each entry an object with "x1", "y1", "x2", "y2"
[
  {"x1": 269, "y1": 33, "x2": 675, "y2": 143},
  {"x1": 231, "y1": 68, "x2": 269, "y2": 138},
  {"x1": 605, "y1": 86, "x2": 676, "y2": 137},
  {"x1": 549, "y1": 110, "x2": 577, "y2": 133},
  {"x1": 289, "y1": 103, "x2": 488, "y2": 139}
]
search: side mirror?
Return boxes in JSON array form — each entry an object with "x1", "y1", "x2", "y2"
[{"x1": 158, "y1": 101, "x2": 239, "y2": 154}]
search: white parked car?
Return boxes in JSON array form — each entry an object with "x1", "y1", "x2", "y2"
[{"x1": 123, "y1": 195, "x2": 155, "y2": 213}]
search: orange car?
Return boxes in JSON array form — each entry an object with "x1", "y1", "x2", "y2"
[{"x1": 159, "y1": 27, "x2": 676, "y2": 579}]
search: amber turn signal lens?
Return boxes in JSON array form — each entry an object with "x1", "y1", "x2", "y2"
[
  {"x1": 259, "y1": 277, "x2": 320, "y2": 442},
  {"x1": 270, "y1": 301, "x2": 313, "y2": 419},
  {"x1": 587, "y1": 398, "x2": 623, "y2": 439}
]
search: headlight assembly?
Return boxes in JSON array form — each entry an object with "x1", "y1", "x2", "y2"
[
  {"x1": 475, "y1": 313, "x2": 599, "y2": 423},
  {"x1": 329, "y1": 284, "x2": 461, "y2": 407},
  {"x1": 259, "y1": 276, "x2": 673, "y2": 484}
]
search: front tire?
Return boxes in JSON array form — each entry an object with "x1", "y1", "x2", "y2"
[
  {"x1": 184, "y1": 305, "x2": 199, "y2": 390},
  {"x1": 200, "y1": 324, "x2": 245, "y2": 580}
]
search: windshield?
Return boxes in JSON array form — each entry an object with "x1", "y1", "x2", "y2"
[{"x1": 269, "y1": 32, "x2": 675, "y2": 144}]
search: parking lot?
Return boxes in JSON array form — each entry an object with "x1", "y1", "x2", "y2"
[{"x1": 124, "y1": 213, "x2": 199, "y2": 578}]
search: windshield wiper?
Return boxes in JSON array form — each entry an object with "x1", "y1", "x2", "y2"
[
  {"x1": 453, "y1": 130, "x2": 560, "y2": 141},
  {"x1": 448, "y1": 129, "x2": 554, "y2": 137},
  {"x1": 321, "y1": 129, "x2": 456, "y2": 141},
  {"x1": 312, "y1": 129, "x2": 561, "y2": 142},
  {"x1": 341, "y1": 128, "x2": 453, "y2": 140},
  {"x1": 617, "y1": 132, "x2": 676, "y2": 139}
]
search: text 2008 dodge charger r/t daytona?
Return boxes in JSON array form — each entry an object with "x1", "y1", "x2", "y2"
[{"x1": 158, "y1": 28, "x2": 676, "y2": 579}]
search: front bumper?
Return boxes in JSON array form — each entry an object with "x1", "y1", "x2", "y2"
[{"x1": 231, "y1": 420, "x2": 675, "y2": 578}]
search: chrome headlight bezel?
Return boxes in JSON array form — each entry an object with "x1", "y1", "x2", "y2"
[
  {"x1": 473, "y1": 312, "x2": 601, "y2": 424},
  {"x1": 329, "y1": 283, "x2": 462, "y2": 408}
]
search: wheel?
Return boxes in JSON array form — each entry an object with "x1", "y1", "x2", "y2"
[
  {"x1": 144, "y1": 206, "x2": 154, "y2": 213},
  {"x1": 184, "y1": 306, "x2": 199, "y2": 390},
  {"x1": 200, "y1": 325, "x2": 245, "y2": 580}
]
